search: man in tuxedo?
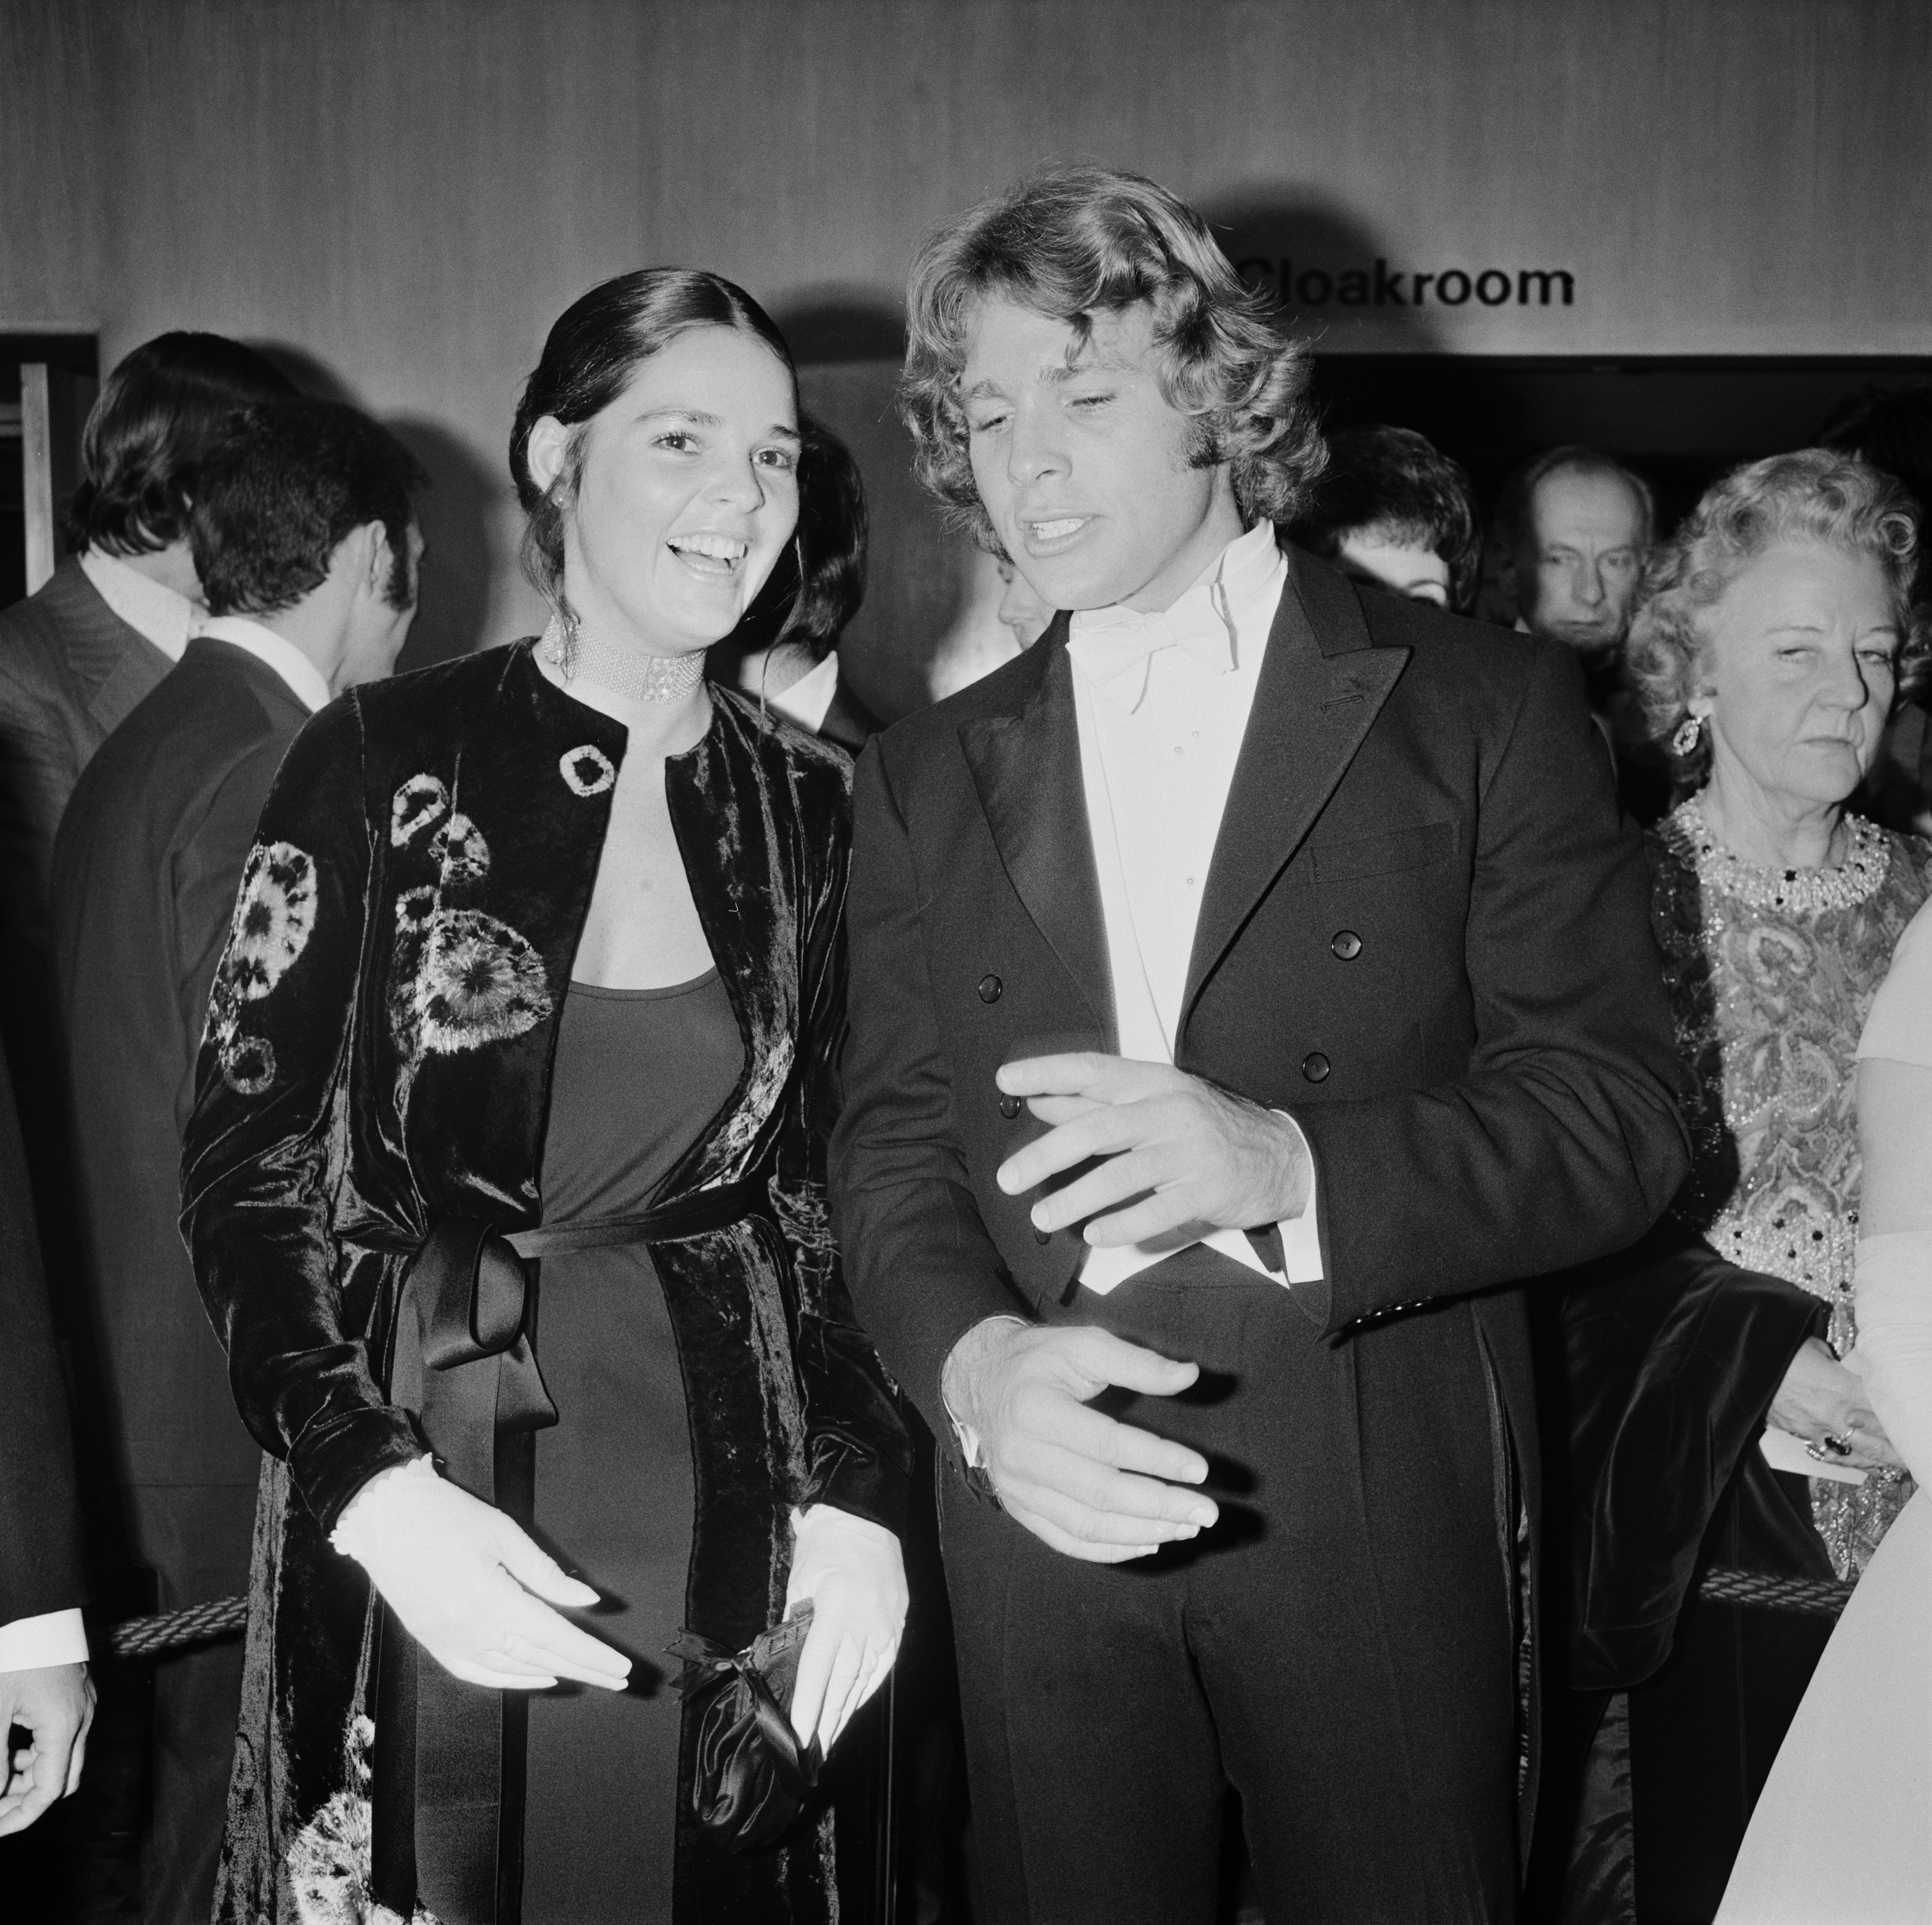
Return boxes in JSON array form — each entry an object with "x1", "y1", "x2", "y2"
[
  {"x1": 830, "y1": 166, "x2": 1690, "y2": 1923},
  {"x1": 52, "y1": 398, "x2": 423, "y2": 1925},
  {"x1": 0, "y1": 1039, "x2": 91, "y2": 1842}
]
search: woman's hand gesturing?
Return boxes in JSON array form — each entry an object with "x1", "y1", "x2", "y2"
[
  {"x1": 331, "y1": 1457, "x2": 632, "y2": 1692},
  {"x1": 783, "y1": 1505, "x2": 908, "y2": 1755}
]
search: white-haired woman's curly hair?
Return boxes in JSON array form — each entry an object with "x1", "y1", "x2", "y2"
[
  {"x1": 898, "y1": 164, "x2": 1326, "y2": 550},
  {"x1": 1626, "y1": 448, "x2": 1931, "y2": 791}
]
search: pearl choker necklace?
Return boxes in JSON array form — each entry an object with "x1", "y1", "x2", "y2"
[
  {"x1": 1667, "y1": 794, "x2": 1890, "y2": 915},
  {"x1": 541, "y1": 613, "x2": 707, "y2": 705}
]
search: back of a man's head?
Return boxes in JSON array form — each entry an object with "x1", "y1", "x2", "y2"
[
  {"x1": 63, "y1": 332, "x2": 296, "y2": 558},
  {"x1": 191, "y1": 399, "x2": 428, "y2": 619},
  {"x1": 1292, "y1": 425, "x2": 1481, "y2": 611}
]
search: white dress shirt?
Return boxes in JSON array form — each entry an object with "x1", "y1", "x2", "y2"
[
  {"x1": 1065, "y1": 518, "x2": 1321, "y2": 1294},
  {"x1": 0, "y1": 1611, "x2": 89, "y2": 1673},
  {"x1": 764, "y1": 650, "x2": 841, "y2": 734},
  {"x1": 197, "y1": 615, "x2": 333, "y2": 714},
  {"x1": 79, "y1": 547, "x2": 198, "y2": 662}
]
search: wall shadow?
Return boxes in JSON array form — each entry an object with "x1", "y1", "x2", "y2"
[
  {"x1": 785, "y1": 290, "x2": 975, "y2": 724},
  {"x1": 385, "y1": 416, "x2": 502, "y2": 668}
]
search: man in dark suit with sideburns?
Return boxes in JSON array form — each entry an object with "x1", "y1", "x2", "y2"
[{"x1": 830, "y1": 166, "x2": 1690, "y2": 1924}]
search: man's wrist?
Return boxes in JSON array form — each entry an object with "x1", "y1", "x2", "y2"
[
  {"x1": 1265, "y1": 1108, "x2": 1312, "y2": 1223},
  {"x1": 940, "y1": 1315, "x2": 1029, "y2": 1472}
]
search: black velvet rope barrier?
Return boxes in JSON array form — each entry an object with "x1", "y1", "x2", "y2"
[
  {"x1": 95, "y1": 1561, "x2": 1858, "y2": 1663},
  {"x1": 1697, "y1": 1565, "x2": 1855, "y2": 1616},
  {"x1": 105, "y1": 1594, "x2": 249, "y2": 1659}
]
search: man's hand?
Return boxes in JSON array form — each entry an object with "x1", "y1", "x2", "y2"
[
  {"x1": 995, "y1": 1053, "x2": 1308, "y2": 1248},
  {"x1": 0, "y1": 1662, "x2": 93, "y2": 1836},
  {"x1": 942, "y1": 1318, "x2": 1219, "y2": 1561}
]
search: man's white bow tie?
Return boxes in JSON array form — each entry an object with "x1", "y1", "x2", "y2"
[{"x1": 1067, "y1": 581, "x2": 1237, "y2": 711}]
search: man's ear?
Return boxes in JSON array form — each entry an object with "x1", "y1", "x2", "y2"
[
  {"x1": 525, "y1": 415, "x2": 570, "y2": 495},
  {"x1": 354, "y1": 522, "x2": 393, "y2": 599}
]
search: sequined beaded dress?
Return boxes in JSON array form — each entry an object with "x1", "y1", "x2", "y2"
[
  {"x1": 1651, "y1": 801, "x2": 1932, "y2": 1575},
  {"x1": 1561, "y1": 804, "x2": 1932, "y2": 1925}
]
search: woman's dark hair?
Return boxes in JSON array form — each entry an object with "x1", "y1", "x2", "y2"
[
  {"x1": 729, "y1": 416, "x2": 869, "y2": 663},
  {"x1": 509, "y1": 268, "x2": 796, "y2": 606},
  {"x1": 1289, "y1": 425, "x2": 1482, "y2": 613},
  {"x1": 63, "y1": 332, "x2": 296, "y2": 556},
  {"x1": 191, "y1": 399, "x2": 429, "y2": 619}
]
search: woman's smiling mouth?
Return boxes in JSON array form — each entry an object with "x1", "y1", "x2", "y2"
[{"x1": 668, "y1": 532, "x2": 750, "y2": 577}]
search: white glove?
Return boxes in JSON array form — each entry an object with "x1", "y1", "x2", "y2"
[
  {"x1": 783, "y1": 1503, "x2": 907, "y2": 1754},
  {"x1": 331, "y1": 1456, "x2": 630, "y2": 1693}
]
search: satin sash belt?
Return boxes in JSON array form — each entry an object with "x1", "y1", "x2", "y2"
[{"x1": 361, "y1": 1174, "x2": 773, "y2": 1925}]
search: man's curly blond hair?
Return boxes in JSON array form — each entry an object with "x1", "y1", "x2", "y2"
[{"x1": 899, "y1": 164, "x2": 1326, "y2": 551}]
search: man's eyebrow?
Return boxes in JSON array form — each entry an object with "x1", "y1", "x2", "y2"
[{"x1": 962, "y1": 378, "x2": 1007, "y2": 402}]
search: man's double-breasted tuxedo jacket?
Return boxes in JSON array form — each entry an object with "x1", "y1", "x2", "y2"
[{"x1": 831, "y1": 545, "x2": 1691, "y2": 1802}]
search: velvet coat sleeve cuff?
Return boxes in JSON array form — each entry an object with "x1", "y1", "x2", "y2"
[
  {"x1": 287, "y1": 1404, "x2": 430, "y2": 1538},
  {"x1": 1568, "y1": 1227, "x2": 1827, "y2": 1690}
]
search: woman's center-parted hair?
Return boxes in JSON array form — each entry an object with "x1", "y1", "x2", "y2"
[
  {"x1": 1624, "y1": 448, "x2": 1932, "y2": 789},
  {"x1": 898, "y1": 164, "x2": 1327, "y2": 551},
  {"x1": 508, "y1": 268, "x2": 798, "y2": 608}
]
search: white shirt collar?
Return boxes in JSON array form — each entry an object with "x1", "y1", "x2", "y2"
[
  {"x1": 762, "y1": 650, "x2": 841, "y2": 734},
  {"x1": 78, "y1": 548, "x2": 198, "y2": 663},
  {"x1": 1066, "y1": 520, "x2": 1283, "y2": 711},
  {"x1": 195, "y1": 615, "x2": 333, "y2": 714}
]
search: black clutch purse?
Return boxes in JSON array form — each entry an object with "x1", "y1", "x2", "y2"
[{"x1": 668, "y1": 1605, "x2": 824, "y2": 1852}]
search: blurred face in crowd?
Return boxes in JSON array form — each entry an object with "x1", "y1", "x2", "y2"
[
  {"x1": 1690, "y1": 538, "x2": 1899, "y2": 814},
  {"x1": 1511, "y1": 467, "x2": 1647, "y2": 654},
  {"x1": 1335, "y1": 525, "x2": 1452, "y2": 608},
  {"x1": 995, "y1": 557, "x2": 1054, "y2": 646},
  {"x1": 527, "y1": 325, "x2": 801, "y2": 655},
  {"x1": 960, "y1": 296, "x2": 1242, "y2": 614}
]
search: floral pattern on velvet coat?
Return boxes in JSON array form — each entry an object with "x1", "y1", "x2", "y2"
[{"x1": 181, "y1": 641, "x2": 909, "y2": 1925}]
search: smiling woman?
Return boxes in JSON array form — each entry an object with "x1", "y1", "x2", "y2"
[{"x1": 181, "y1": 267, "x2": 910, "y2": 1925}]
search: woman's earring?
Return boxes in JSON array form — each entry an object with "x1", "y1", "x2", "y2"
[{"x1": 1672, "y1": 712, "x2": 1706, "y2": 757}]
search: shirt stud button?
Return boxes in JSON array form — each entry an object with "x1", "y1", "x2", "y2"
[
  {"x1": 1033, "y1": 1226, "x2": 1052, "y2": 1245},
  {"x1": 1000, "y1": 1094, "x2": 1023, "y2": 1120},
  {"x1": 1331, "y1": 930, "x2": 1363, "y2": 960},
  {"x1": 1301, "y1": 1051, "x2": 1331, "y2": 1084},
  {"x1": 977, "y1": 973, "x2": 1003, "y2": 1004}
]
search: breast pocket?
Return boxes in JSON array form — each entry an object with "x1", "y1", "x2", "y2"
[{"x1": 1310, "y1": 819, "x2": 1457, "y2": 885}]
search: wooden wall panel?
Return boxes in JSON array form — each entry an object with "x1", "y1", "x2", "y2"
[{"x1": 2, "y1": 0, "x2": 1927, "y2": 679}]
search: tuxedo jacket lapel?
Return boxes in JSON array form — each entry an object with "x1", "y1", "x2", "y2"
[
  {"x1": 958, "y1": 619, "x2": 1116, "y2": 1043},
  {"x1": 1182, "y1": 552, "x2": 1409, "y2": 1032}
]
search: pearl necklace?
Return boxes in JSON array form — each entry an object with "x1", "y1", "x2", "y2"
[
  {"x1": 540, "y1": 613, "x2": 707, "y2": 705},
  {"x1": 1667, "y1": 794, "x2": 1890, "y2": 915}
]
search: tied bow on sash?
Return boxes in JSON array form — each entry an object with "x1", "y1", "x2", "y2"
[{"x1": 362, "y1": 1176, "x2": 774, "y2": 1923}]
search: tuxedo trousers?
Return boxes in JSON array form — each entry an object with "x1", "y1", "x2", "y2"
[{"x1": 939, "y1": 1255, "x2": 1518, "y2": 1925}]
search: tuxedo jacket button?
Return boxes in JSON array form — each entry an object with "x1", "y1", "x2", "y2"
[
  {"x1": 1301, "y1": 1051, "x2": 1331, "y2": 1083},
  {"x1": 1000, "y1": 1094, "x2": 1023, "y2": 1120},
  {"x1": 1330, "y1": 929, "x2": 1363, "y2": 960},
  {"x1": 977, "y1": 973, "x2": 1004, "y2": 1004}
]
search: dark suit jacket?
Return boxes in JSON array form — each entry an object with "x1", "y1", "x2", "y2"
[
  {"x1": 831, "y1": 548, "x2": 1691, "y2": 1831},
  {"x1": 0, "y1": 1038, "x2": 85, "y2": 1628},
  {"x1": 0, "y1": 558, "x2": 173, "y2": 961},
  {"x1": 51, "y1": 637, "x2": 308, "y2": 1512}
]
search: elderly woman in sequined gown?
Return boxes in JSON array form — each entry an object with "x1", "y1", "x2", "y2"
[{"x1": 1559, "y1": 450, "x2": 1932, "y2": 1924}]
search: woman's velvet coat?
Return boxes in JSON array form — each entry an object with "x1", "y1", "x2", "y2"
[{"x1": 181, "y1": 642, "x2": 908, "y2": 1924}]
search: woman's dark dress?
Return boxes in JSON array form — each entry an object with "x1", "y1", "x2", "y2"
[{"x1": 522, "y1": 972, "x2": 744, "y2": 1923}]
